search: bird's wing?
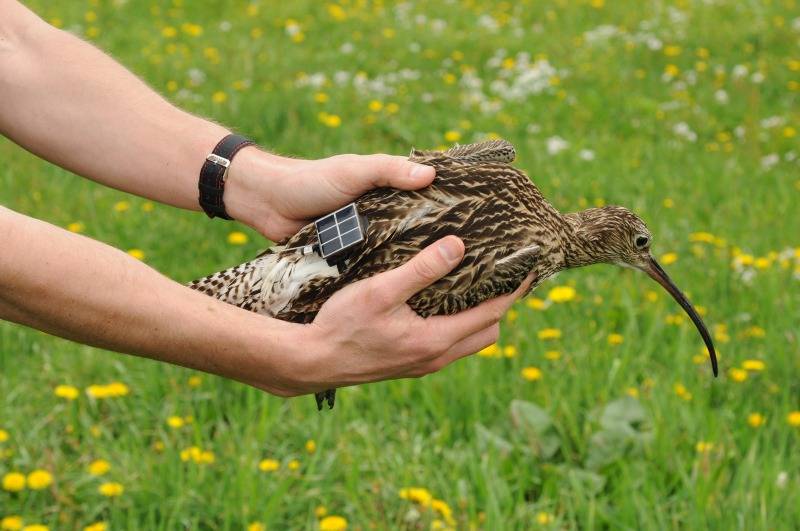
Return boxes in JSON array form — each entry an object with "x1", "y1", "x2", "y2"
[{"x1": 443, "y1": 139, "x2": 516, "y2": 163}]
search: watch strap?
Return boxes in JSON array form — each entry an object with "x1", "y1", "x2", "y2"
[{"x1": 198, "y1": 134, "x2": 255, "y2": 220}]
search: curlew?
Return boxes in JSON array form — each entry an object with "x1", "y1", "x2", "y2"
[{"x1": 190, "y1": 139, "x2": 717, "y2": 409}]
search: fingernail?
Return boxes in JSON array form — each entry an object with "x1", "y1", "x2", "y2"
[
  {"x1": 410, "y1": 164, "x2": 433, "y2": 180},
  {"x1": 438, "y1": 238, "x2": 461, "y2": 262}
]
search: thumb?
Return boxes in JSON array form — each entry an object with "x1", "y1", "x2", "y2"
[
  {"x1": 375, "y1": 236, "x2": 465, "y2": 303},
  {"x1": 354, "y1": 154, "x2": 435, "y2": 191}
]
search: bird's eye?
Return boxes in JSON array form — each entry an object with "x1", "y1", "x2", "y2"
[{"x1": 635, "y1": 235, "x2": 650, "y2": 249}]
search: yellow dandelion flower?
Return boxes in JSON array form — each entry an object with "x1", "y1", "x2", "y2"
[
  {"x1": 98, "y1": 482, "x2": 124, "y2": 497},
  {"x1": 314, "y1": 92, "x2": 329, "y2": 103},
  {"x1": 315, "y1": 506, "x2": 328, "y2": 518},
  {"x1": 536, "y1": 511, "x2": 554, "y2": 524},
  {"x1": 503, "y1": 345, "x2": 517, "y2": 358},
  {"x1": 88, "y1": 459, "x2": 110, "y2": 476},
  {"x1": 166, "y1": 80, "x2": 178, "y2": 92},
  {"x1": 212, "y1": 91, "x2": 228, "y2": 104},
  {"x1": 663, "y1": 64, "x2": 680, "y2": 77},
  {"x1": 385, "y1": 102, "x2": 399, "y2": 114},
  {"x1": 674, "y1": 383, "x2": 692, "y2": 401},
  {"x1": 521, "y1": 367, "x2": 543, "y2": 381},
  {"x1": 544, "y1": 350, "x2": 561, "y2": 360},
  {"x1": 729, "y1": 368, "x2": 748, "y2": 382},
  {"x1": 21, "y1": 526, "x2": 48, "y2": 531},
  {"x1": 152, "y1": 441, "x2": 165, "y2": 453},
  {"x1": 2, "y1": 472, "x2": 26, "y2": 492},
  {"x1": 607, "y1": 333, "x2": 624, "y2": 345},
  {"x1": 181, "y1": 23, "x2": 203, "y2": 37},
  {"x1": 227, "y1": 231, "x2": 249, "y2": 245},
  {"x1": 784, "y1": 126, "x2": 797, "y2": 138},
  {"x1": 506, "y1": 308, "x2": 518, "y2": 323},
  {"x1": 26, "y1": 470, "x2": 52, "y2": 490},
  {"x1": 590, "y1": 0, "x2": 604, "y2": 7},
  {"x1": 664, "y1": 45, "x2": 682, "y2": 57},
  {"x1": 247, "y1": 523, "x2": 265, "y2": 531},
  {"x1": 501, "y1": 57, "x2": 516, "y2": 70},
  {"x1": 660, "y1": 253, "x2": 678, "y2": 265},
  {"x1": 547, "y1": 285, "x2": 576, "y2": 302},
  {"x1": 368, "y1": 100, "x2": 383, "y2": 112},
  {"x1": 54, "y1": 385, "x2": 80, "y2": 400},
  {"x1": 399, "y1": 487, "x2": 433, "y2": 506},
  {"x1": 84, "y1": 523, "x2": 108, "y2": 531},
  {"x1": 127, "y1": 249, "x2": 145, "y2": 260},
  {"x1": 695, "y1": 441, "x2": 713, "y2": 453},
  {"x1": 442, "y1": 73, "x2": 457, "y2": 84},
  {"x1": 258, "y1": 458, "x2": 280, "y2": 472},
  {"x1": 444, "y1": 131, "x2": 461, "y2": 143},
  {"x1": 742, "y1": 359, "x2": 765, "y2": 371},
  {"x1": 625, "y1": 387, "x2": 639, "y2": 398},
  {"x1": 161, "y1": 26, "x2": 177, "y2": 38},
  {"x1": 327, "y1": 4, "x2": 347, "y2": 21},
  {"x1": 754, "y1": 257, "x2": 771, "y2": 270},
  {"x1": 689, "y1": 232, "x2": 716, "y2": 244},
  {"x1": 288, "y1": 459, "x2": 300, "y2": 471},
  {"x1": 188, "y1": 376, "x2": 202, "y2": 387},
  {"x1": 787, "y1": 411, "x2": 800, "y2": 427},
  {"x1": 199, "y1": 451, "x2": 215, "y2": 464},
  {"x1": 84, "y1": 11, "x2": 97, "y2": 22},
  {"x1": 537, "y1": 328, "x2": 562, "y2": 340},
  {"x1": 478, "y1": 344, "x2": 500, "y2": 357},
  {"x1": 527, "y1": 297, "x2": 546, "y2": 310},
  {"x1": 319, "y1": 516, "x2": 348, "y2": 531},
  {"x1": 1, "y1": 516, "x2": 24, "y2": 531},
  {"x1": 747, "y1": 413, "x2": 765, "y2": 428},
  {"x1": 0, "y1": 429, "x2": 8, "y2": 442},
  {"x1": 305, "y1": 439, "x2": 317, "y2": 454},
  {"x1": 167, "y1": 416, "x2": 185, "y2": 429},
  {"x1": 113, "y1": 201, "x2": 130, "y2": 212},
  {"x1": 67, "y1": 222, "x2": 85, "y2": 233},
  {"x1": 743, "y1": 326, "x2": 766, "y2": 338}
]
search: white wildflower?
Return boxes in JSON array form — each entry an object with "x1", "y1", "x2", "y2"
[
  {"x1": 760, "y1": 153, "x2": 779, "y2": 170},
  {"x1": 546, "y1": 136, "x2": 569, "y2": 155},
  {"x1": 714, "y1": 90, "x2": 729, "y2": 104},
  {"x1": 579, "y1": 149, "x2": 596, "y2": 161}
]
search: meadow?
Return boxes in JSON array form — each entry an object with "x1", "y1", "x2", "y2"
[{"x1": 1, "y1": 0, "x2": 800, "y2": 529}]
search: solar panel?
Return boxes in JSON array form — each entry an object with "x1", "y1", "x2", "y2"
[{"x1": 314, "y1": 203, "x2": 368, "y2": 262}]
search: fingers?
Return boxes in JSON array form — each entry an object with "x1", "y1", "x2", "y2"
[
  {"x1": 344, "y1": 154, "x2": 435, "y2": 191},
  {"x1": 370, "y1": 236, "x2": 465, "y2": 304}
]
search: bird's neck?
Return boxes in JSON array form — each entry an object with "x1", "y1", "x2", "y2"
[{"x1": 560, "y1": 212, "x2": 602, "y2": 269}]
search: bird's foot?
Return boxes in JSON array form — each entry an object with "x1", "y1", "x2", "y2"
[{"x1": 314, "y1": 389, "x2": 336, "y2": 411}]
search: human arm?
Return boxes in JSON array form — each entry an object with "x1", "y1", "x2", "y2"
[
  {"x1": 0, "y1": 0, "x2": 435, "y2": 242},
  {"x1": 0, "y1": 206, "x2": 527, "y2": 396}
]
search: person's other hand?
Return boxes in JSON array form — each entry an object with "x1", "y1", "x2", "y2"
[
  {"x1": 273, "y1": 236, "x2": 533, "y2": 396},
  {"x1": 224, "y1": 148, "x2": 435, "y2": 242}
]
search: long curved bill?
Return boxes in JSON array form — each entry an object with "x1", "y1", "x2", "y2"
[{"x1": 642, "y1": 257, "x2": 718, "y2": 376}]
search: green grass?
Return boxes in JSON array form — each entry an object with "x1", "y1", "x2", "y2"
[{"x1": 2, "y1": 0, "x2": 800, "y2": 529}]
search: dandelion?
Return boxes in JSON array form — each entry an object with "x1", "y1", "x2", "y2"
[
  {"x1": 625, "y1": 387, "x2": 639, "y2": 398},
  {"x1": 258, "y1": 458, "x2": 280, "y2": 472},
  {"x1": 521, "y1": 367, "x2": 543, "y2": 381},
  {"x1": 784, "y1": 126, "x2": 797, "y2": 138},
  {"x1": 747, "y1": 413, "x2": 765, "y2": 428},
  {"x1": 227, "y1": 231, "x2": 249, "y2": 245},
  {"x1": 743, "y1": 326, "x2": 766, "y2": 338},
  {"x1": 385, "y1": 102, "x2": 399, "y2": 114},
  {"x1": 527, "y1": 298, "x2": 546, "y2": 310},
  {"x1": 86, "y1": 382, "x2": 129, "y2": 398},
  {"x1": 305, "y1": 439, "x2": 317, "y2": 454},
  {"x1": 2, "y1": 472, "x2": 26, "y2": 492},
  {"x1": 537, "y1": 328, "x2": 562, "y2": 340},
  {"x1": 315, "y1": 506, "x2": 328, "y2": 518},
  {"x1": 660, "y1": 252, "x2": 678, "y2": 265},
  {"x1": 0, "y1": 429, "x2": 8, "y2": 442},
  {"x1": 742, "y1": 359, "x2": 765, "y2": 371},
  {"x1": 98, "y1": 482, "x2": 124, "y2": 497},
  {"x1": 66, "y1": 222, "x2": 85, "y2": 233},
  {"x1": 113, "y1": 201, "x2": 130, "y2": 212},
  {"x1": 780, "y1": 411, "x2": 800, "y2": 427},
  {"x1": 547, "y1": 285, "x2": 576, "y2": 302},
  {"x1": 161, "y1": 26, "x2": 177, "y2": 38},
  {"x1": 674, "y1": 383, "x2": 692, "y2": 401},
  {"x1": 662, "y1": 198, "x2": 675, "y2": 208},
  {"x1": 167, "y1": 416, "x2": 185, "y2": 429},
  {"x1": 83, "y1": 524, "x2": 107, "y2": 531},
  {"x1": 1, "y1": 516, "x2": 24, "y2": 531},
  {"x1": 26, "y1": 470, "x2": 52, "y2": 490},
  {"x1": 88, "y1": 459, "x2": 110, "y2": 476},
  {"x1": 536, "y1": 511, "x2": 554, "y2": 524},
  {"x1": 319, "y1": 516, "x2": 348, "y2": 531},
  {"x1": 503, "y1": 345, "x2": 517, "y2": 358},
  {"x1": 127, "y1": 249, "x2": 145, "y2": 260},
  {"x1": 288, "y1": 459, "x2": 301, "y2": 471},
  {"x1": 368, "y1": 100, "x2": 383, "y2": 112},
  {"x1": 399, "y1": 487, "x2": 433, "y2": 506},
  {"x1": 664, "y1": 45, "x2": 682, "y2": 57},
  {"x1": 729, "y1": 368, "x2": 748, "y2": 382},
  {"x1": 695, "y1": 441, "x2": 713, "y2": 453},
  {"x1": 318, "y1": 112, "x2": 342, "y2": 128},
  {"x1": 607, "y1": 333, "x2": 624, "y2": 345},
  {"x1": 544, "y1": 350, "x2": 561, "y2": 360},
  {"x1": 20, "y1": 525, "x2": 48, "y2": 531},
  {"x1": 54, "y1": 384, "x2": 80, "y2": 400},
  {"x1": 444, "y1": 131, "x2": 461, "y2": 143},
  {"x1": 478, "y1": 344, "x2": 500, "y2": 357},
  {"x1": 212, "y1": 91, "x2": 228, "y2": 104},
  {"x1": 188, "y1": 376, "x2": 202, "y2": 387},
  {"x1": 247, "y1": 523, "x2": 265, "y2": 531}
]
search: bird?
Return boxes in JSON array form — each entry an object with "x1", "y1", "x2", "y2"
[{"x1": 189, "y1": 139, "x2": 717, "y2": 410}]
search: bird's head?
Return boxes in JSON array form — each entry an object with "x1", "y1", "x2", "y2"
[{"x1": 567, "y1": 205, "x2": 718, "y2": 376}]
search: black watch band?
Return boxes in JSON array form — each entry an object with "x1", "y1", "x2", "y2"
[{"x1": 198, "y1": 134, "x2": 255, "y2": 220}]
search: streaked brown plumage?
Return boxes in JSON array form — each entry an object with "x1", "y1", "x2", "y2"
[{"x1": 190, "y1": 139, "x2": 717, "y2": 410}]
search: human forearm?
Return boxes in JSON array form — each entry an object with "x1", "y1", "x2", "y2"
[
  {"x1": 0, "y1": 1, "x2": 239, "y2": 211},
  {"x1": 0, "y1": 206, "x2": 303, "y2": 394}
]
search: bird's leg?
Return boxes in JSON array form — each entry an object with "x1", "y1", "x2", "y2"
[{"x1": 314, "y1": 389, "x2": 336, "y2": 411}]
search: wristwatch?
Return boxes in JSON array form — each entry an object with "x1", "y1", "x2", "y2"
[{"x1": 198, "y1": 134, "x2": 255, "y2": 219}]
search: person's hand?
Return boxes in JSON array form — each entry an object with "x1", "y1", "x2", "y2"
[
  {"x1": 224, "y1": 148, "x2": 435, "y2": 242},
  {"x1": 273, "y1": 236, "x2": 533, "y2": 396}
]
